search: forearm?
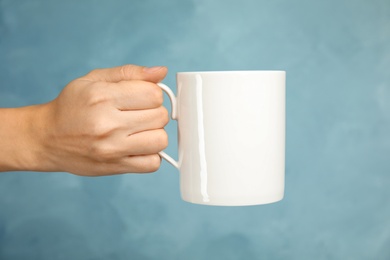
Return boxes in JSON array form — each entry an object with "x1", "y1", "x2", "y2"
[{"x1": 0, "y1": 105, "x2": 48, "y2": 172}]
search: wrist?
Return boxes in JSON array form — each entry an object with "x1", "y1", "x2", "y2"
[{"x1": 0, "y1": 104, "x2": 54, "y2": 172}]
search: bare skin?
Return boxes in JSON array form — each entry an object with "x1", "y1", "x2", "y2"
[{"x1": 0, "y1": 64, "x2": 169, "y2": 176}]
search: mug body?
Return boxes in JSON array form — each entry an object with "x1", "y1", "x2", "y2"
[{"x1": 176, "y1": 71, "x2": 285, "y2": 206}]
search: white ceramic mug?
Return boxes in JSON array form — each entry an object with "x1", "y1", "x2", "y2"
[{"x1": 158, "y1": 71, "x2": 285, "y2": 206}]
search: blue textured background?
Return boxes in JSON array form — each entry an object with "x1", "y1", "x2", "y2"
[{"x1": 1, "y1": 0, "x2": 389, "y2": 259}]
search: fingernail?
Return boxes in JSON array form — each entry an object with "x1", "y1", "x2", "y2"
[{"x1": 143, "y1": 66, "x2": 165, "y2": 73}]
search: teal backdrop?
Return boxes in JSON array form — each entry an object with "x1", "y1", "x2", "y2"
[{"x1": 1, "y1": 0, "x2": 390, "y2": 259}]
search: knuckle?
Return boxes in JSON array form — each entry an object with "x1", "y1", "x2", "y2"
[
  {"x1": 90, "y1": 142, "x2": 117, "y2": 161},
  {"x1": 149, "y1": 84, "x2": 164, "y2": 106},
  {"x1": 132, "y1": 154, "x2": 161, "y2": 173},
  {"x1": 84, "y1": 83, "x2": 110, "y2": 107},
  {"x1": 85, "y1": 68, "x2": 101, "y2": 78},
  {"x1": 89, "y1": 118, "x2": 113, "y2": 137},
  {"x1": 158, "y1": 107, "x2": 169, "y2": 126},
  {"x1": 156, "y1": 130, "x2": 169, "y2": 150},
  {"x1": 148, "y1": 154, "x2": 161, "y2": 172},
  {"x1": 120, "y1": 64, "x2": 136, "y2": 79}
]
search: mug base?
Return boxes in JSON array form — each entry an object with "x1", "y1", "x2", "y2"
[{"x1": 181, "y1": 192, "x2": 284, "y2": 206}]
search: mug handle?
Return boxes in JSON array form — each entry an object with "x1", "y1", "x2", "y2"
[{"x1": 157, "y1": 83, "x2": 179, "y2": 169}]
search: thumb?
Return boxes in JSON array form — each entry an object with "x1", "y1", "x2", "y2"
[{"x1": 83, "y1": 64, "x2": 168, "y2": 83}]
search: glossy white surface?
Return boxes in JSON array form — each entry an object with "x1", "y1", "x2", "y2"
[{"x1": 159, "y1": 71, "x2": 285, "y2": 206}]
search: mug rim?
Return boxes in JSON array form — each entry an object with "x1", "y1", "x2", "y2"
[{"x1": 177, "y1": 70, "x2": 285, "y2": 75}]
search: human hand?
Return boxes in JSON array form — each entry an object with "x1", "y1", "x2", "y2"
[{"x1": 32, "y1": 65, "x2": 169, "y2": 176}]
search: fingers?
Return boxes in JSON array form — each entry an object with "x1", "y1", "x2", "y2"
[
  {"x1": 124, "y1": 129, "x2": 168, "y2": 155},
  {"x1": 115, "y1": 154, "x2": 162, "y2": 174},
  {"x1": 122, "y1": 106, "x2": 169, "y2": 134},
  {"x1": 100, "y1": 129, "x2": 169, "y2": 158},
  {"x1": 87, "y1": 129, "x2": 168, "y2": 174},
  {"x1": 84, "y1": 64, "x2": 168, "y2": 83},
  {"x1": 123, "y1": 154, "x2": 162, "y2": 173},
  {"x1": 94, "y1": 129, "x2": 168, "y2": 163},
  {"x1": 110, "y1": 80, "x2": 163, "y2": 110},
  {"x1": 87, "y1": 154, "x2": 163, "y2": 176},
  {"x1": 81, "y1": 64, "x2": 168, "y2": 175}
]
